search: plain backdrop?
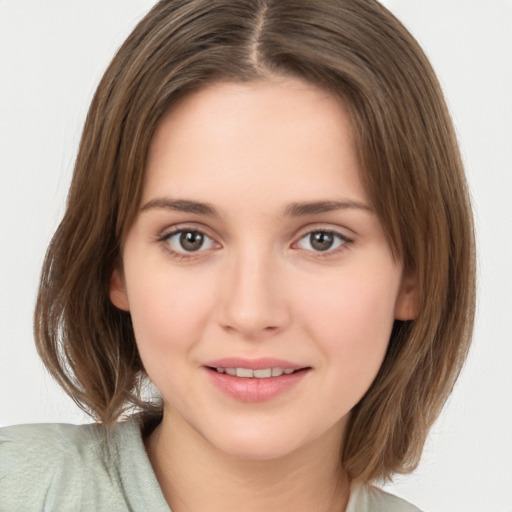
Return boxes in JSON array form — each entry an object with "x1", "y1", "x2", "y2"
[{"x1": 1, "y1": 1, "x2": 511, "y2": 511}]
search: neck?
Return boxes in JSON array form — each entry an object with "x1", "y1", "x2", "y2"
[{"x1": 145, "y1": 409, "x2": 351, "y2": 512}]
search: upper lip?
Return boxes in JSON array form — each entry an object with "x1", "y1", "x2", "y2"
[{"x1": 203, "y1": 357, "x2": 308, "y2": 371}]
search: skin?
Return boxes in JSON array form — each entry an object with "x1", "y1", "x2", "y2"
[{"x1": 110, "y1": 77, "x2": 416, "y2": 512}]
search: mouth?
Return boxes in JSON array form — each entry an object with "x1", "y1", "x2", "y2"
[
  {"x1": 206, "y1": 366, "x2": 307, "y2": 378},
  {"x1": 204, "y1": 361, "x2": 311, "y2": 402}
]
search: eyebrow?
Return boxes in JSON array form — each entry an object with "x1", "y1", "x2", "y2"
[
  {"x1": 283, "y1": 200, "x2": 373, "y2": 216},
  {"x1": 140, "y1": 197, "x2": 373, "y2": 217},
  {"x1": 140, "y1": 198, "x2": 219, "y2": 216}
]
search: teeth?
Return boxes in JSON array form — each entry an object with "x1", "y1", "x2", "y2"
[
  {"x1": 236, "y1": 368, "x2": 254, "y2": 378},
  {"x1": 253, "y1": 368, "x2": 272, "y2": 378},
  {"x1": 215, "y1": 367, "x2": 297, "y2": 378}
]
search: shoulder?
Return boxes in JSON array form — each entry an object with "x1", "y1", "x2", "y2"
[
  {"x1": 0, "y1": 422, "x2": 140, "y2": 511},
  {"x1": 0, "y1": 422, "x2": 102, "y2": 481},
  {"x1": 0, "y1": 422, "x2": 109, "y2": 473},
  {"x1": 1, "y1": 421, "x2": 103, "y2": 453},
  {"x1": 347, "y1": 482, "x2": 424, "y2": 512}
]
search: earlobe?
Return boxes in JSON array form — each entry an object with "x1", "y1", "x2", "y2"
[
  {"x1": 394, "y1": 272, "x2": 418, "y2": 321},
  {"x1": 109, "y1": 268, "x2": 130, "y2": 311}
]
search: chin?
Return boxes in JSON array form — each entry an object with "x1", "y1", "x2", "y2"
[
  {"x1": 215, "y1": 436, "x2": 302, "y2": 461},
  {"x1": 204, "y1": 421, "x2": 327, "y2": 462}
]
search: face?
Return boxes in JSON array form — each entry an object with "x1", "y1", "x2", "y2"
[{"x1": 111, "y1": 78, "x2": 416, "y2": 460}]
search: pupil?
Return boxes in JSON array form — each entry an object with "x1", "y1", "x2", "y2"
[
  {"x1": 180, "y1": 231, "x2": 203, "y2": 251},
  {"x1": 310, "y1": 232, "x2": 333, "y2": 251}
]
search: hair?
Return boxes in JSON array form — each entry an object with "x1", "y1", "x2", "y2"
[{"x1": 34, "y1": 0, "x2": 475, "y2": 482}]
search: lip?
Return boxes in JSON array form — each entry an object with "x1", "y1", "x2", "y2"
[
  {"x1": 203, "y1": 357, "x2": 311, "y2": 403},
  {"x1": 204, "y1": 357, "x2": 305, "y2": 371}
]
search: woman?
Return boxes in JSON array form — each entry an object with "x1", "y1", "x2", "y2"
[{"x1": 0, "y1": 1, "x2": 475, "y2": 510}]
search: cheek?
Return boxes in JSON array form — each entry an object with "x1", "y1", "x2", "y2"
[
  {"x1": 125, "y1": 267, "x2": 219, "y2": 409},
  {"x1": 124, "y1": 263, "x2": 216, "y2": 360},
  {"x1": 301, "y1": 263, "x2": 399, "y2": 333},
  {"x1": 297, "y1": 263, "x2": 401, "y2": 388}
]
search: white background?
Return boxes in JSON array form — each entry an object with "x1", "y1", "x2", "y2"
[{"x1": 0, "y1": 1, "x2": 511, "y2": 510}]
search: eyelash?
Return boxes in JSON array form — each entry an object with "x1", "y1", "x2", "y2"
[
  {"x1": 157, "y1": 228, "x2": 218, "y2": 261},
  {"x1": 294, "y1": 229, "x2": 352, "y2": 257},
  {"x1": 157, "y1": 227, "x2": 353, "y2": 260}
]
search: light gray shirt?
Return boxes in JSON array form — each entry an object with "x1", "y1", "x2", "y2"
[{"x1": 0, "y1": 420, "x2": 422, "y2": 511}]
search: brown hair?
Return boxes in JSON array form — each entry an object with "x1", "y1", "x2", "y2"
[{"x1": 35, "y1": 0, "x2": 475, "y2": 482}]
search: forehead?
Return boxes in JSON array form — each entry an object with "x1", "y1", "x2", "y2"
[{"x1": 143, "y1": 78, "x2": 368, "y2": 212}]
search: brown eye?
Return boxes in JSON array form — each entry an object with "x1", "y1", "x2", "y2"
[
  {"x1": 296, "y1": 230, "x2": 347, "y2": 253},
  {"x1": 180, "y1": 231, "x2": 204, "y2": 251},
  {"x1": 165, "y1": 230, "x2": 216, "y2": 254},
  {"x1": 310, "y1": 232, "x2": 334, "y2": 251}
]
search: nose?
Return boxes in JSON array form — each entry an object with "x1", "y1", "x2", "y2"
[{"x1": 217, "y1": 247, "x2": 291, "y2": 339}]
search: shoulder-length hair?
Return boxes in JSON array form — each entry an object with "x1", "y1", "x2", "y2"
[{"x1": 35, "y1": 0, "x2": 475, "y2": 482}]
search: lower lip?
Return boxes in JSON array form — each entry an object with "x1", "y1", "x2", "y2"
[{"x1": 204, "y1": 368, "x2": 309, "y2": 403}]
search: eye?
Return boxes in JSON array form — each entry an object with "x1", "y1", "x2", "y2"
[
  {"x1": 164, "y1": 229, "x2": 217, "y2": 253},
  {"x1": 295, "y1": 230, "x2": 348, "y2": 253}
]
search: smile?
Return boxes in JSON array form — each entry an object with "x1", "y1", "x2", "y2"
[
  {"x1": 206, "y1": 366, "x2": 310, "y2": 402},
  {"x1": 213, "y1": 367, "x2": 297, "y2": 378}
]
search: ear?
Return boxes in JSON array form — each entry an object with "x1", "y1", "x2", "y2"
[
  {"x1": 394, "y1": 271, "x2": 418, "y2": 321},
  {"x1": 109, "y1": 267, "x2": 130, "y2": 311}
]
